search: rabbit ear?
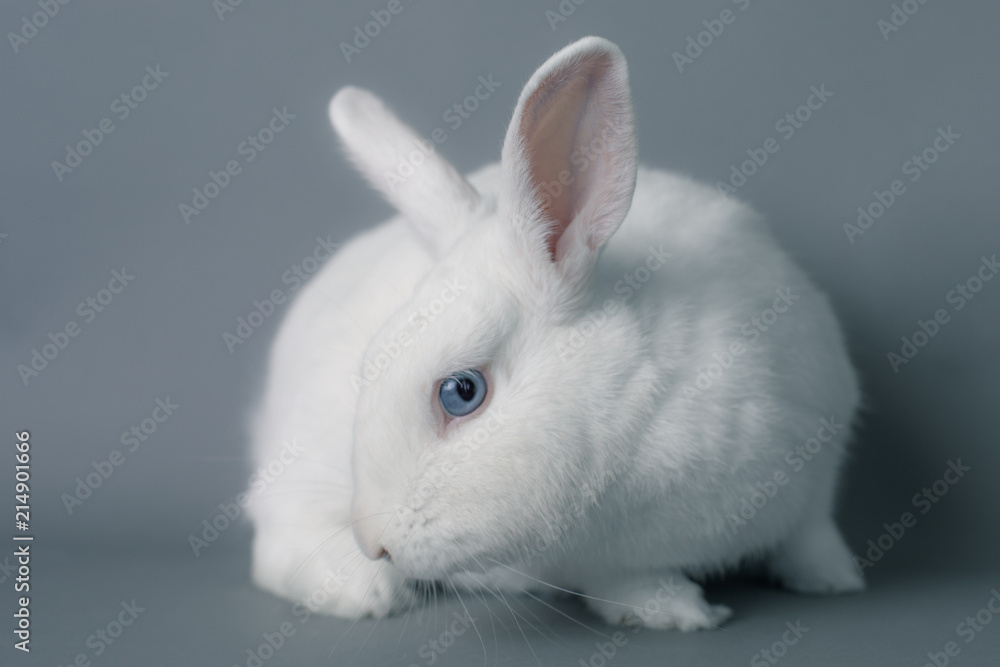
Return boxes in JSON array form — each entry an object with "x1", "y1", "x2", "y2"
[
  {"x1": 500, "y1": 37, "x2": 637, "y2": 282},
  {"x1": 329, "y1": 87, "x2": 480, "y2": 256}
]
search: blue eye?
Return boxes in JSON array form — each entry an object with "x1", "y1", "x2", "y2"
[{"x1": 438, "y1": 370, "x2": 487, "y2": 417}]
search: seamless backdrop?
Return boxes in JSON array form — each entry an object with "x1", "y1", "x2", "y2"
[{"x1": 1, "y1": 1, "x2": 999, "y2": 666}]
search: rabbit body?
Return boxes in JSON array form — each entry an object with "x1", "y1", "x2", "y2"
[{"x1": 248, "y1": 37, "x2": 863, "y2": 630}]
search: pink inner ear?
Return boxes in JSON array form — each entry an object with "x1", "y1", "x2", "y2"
[
  {"x1": 527, "y1": 74, "x2": 589, "y2": 256},
  {"x1": 521, "y1": 58, "x2": 617, "y2": 261}
]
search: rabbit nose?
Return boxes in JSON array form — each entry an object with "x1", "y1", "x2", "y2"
[
  {"x1": 352, "y1": 509, "x2": 392, "y2": 561},
  {"x1": 359, "y1": 539, "x2": 390, "y2": 562}
]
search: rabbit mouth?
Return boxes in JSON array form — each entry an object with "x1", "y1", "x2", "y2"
[
  {"x1": 378, "y1": 523, "x2": 511, "y2": 581},
  {"x1": 388, "y1": 541, "x2": 480, "y2": 580}
]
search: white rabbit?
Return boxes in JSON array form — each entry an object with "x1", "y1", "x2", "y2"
[{"x1": 247, "y1": 36, "x2": 863, "y2": 631}]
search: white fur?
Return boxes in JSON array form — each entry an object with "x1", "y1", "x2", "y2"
[{"x1": 247, "y1": 36, "x2": 863, "y2": 630}]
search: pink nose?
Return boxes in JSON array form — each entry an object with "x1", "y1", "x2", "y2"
[{"x1": 352, "y1": 509, "x2": 391, "y2": 561}]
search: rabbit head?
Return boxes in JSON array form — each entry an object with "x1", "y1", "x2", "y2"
[{"x1": 329, "y1": 36, "x2": 641, "y2": 578}]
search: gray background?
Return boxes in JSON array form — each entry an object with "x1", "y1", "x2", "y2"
[{"x1": 2, "y1": 0, "x2": 998, "y2": 665}]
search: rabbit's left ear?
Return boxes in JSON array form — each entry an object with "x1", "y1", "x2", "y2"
[
  {"x1": 330, "y1": 87, "x2": 480, "y2": 257},
  {"x1": 500, "y1": 37, "x2": 637, "y2": 280}
]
